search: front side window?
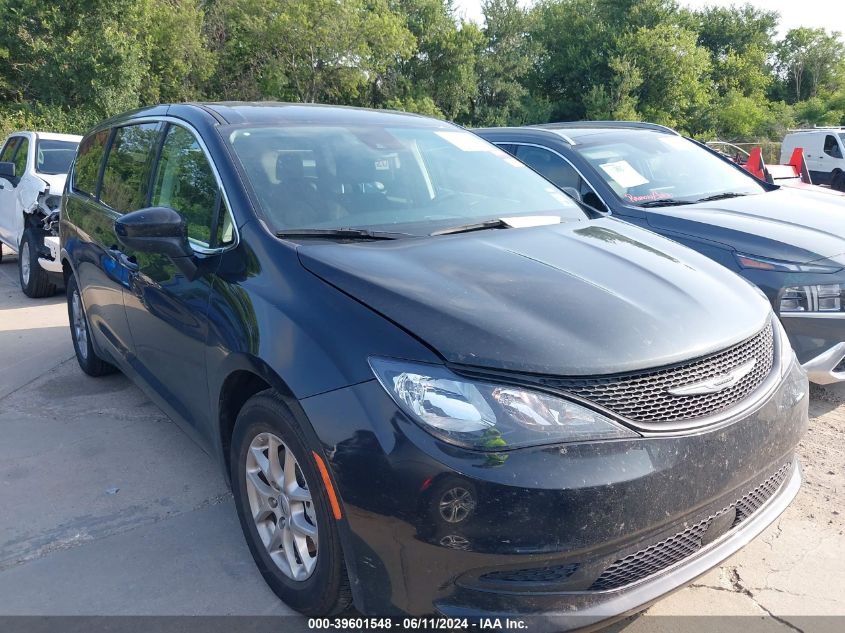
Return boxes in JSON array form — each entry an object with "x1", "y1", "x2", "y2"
[
  {"x1": 73, "y1": 130, "x2": 110, "y2": 197},
  {"x1": 36, "y1": 139, "x2": 79, "y2": 175},
  {"x1": 151, "y1": 125, "x2": 226, "y2": 247},
  {"x1": 0, "y1": 137, "x2": 21, "y2": 164},
  {"x1": 100, "y1": 123, "x2": 161, "y2": 213},
  {"x1": 13, "y1": 137, "x2": 29, "y2": 178},
  {"x1": 824, "y1": 134, "x2": 843, "y2": 159},
  {"x1": 226, "y1": 124, "x2": 584, "y2": 234},
  {"x1": 515, "y1": 145, "x2": 583, "y2": 191},
  {"x1": 572, "y1": 130, "x2": 767, "y2": 206}
]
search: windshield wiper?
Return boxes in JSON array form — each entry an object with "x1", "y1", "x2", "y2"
[
  {"x1": 430, "y1": 218, "x2": 509, "y2": 236},
  {"x1": 637, "y1": 199, "x2": 695, "y2": 208},
  {"x1": 275, "y1": 228, "x2": 405, "y2": 241},
  {"x1": 695, "y1": 192, "x2": 749, "y2": 202}
]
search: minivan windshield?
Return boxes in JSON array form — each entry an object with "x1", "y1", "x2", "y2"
[
  {"x1": 36, "y1": 139, "x2": 79, "y2": 175},
  {"x1": 571, "y1": 130, "x2": 767, "y2": 207},
  {"x1": 226, "y1": 124, "x2": 585, "y2": 234}
]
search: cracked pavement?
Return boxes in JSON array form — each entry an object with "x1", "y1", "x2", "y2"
[{"x1": 0, "y1": 253, "x2": 843, "y2": 623}]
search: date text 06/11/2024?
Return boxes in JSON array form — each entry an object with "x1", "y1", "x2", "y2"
[{"x1": 307, "y1": 617, "x2": 528, "y2": 630}]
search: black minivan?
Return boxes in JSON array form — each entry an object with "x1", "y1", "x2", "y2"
[{"x1": 61, "y1": 103, "x2": 807, "y2": 627}]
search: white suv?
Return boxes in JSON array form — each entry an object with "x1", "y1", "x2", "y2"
[
  {"x1": 780, "y1": 128, "x2": 845, "y2": 191},
  {"x1": 0, "y1": 131, "x2": 81, "y2": 296}
]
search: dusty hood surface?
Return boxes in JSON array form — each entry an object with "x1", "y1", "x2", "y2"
[
  {"x1": 647, "y1": 187, "x2": 845, "y2": 263},
  {"x1": 298, "y1": 218, "x2": 771, "y2": 376}
]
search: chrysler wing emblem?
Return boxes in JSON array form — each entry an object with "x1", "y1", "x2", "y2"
[{"x1": 667, "y1": 359, "x2": 756, "y2": 396}]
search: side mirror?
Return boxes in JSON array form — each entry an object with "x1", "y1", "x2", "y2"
[
  {"x1": 0, "y1": 162, "x2": 15, "y2": 179},
  {"x1": 114, "y1": 207, "x2": 199, "y2": 278}
]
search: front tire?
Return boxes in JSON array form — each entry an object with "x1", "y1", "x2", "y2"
[
  {"x1": 231, "y1": 390, "x2": 351, "y2": 616},
  {"x1": 832, "y1": 171, "x2": 845, "y2": 192},
  {"x1": 66, "y1": 273, "x2": 117, "y2": 377},
  {"x1": 19, "y1": 228, "x2": 56, "y2": 298}
]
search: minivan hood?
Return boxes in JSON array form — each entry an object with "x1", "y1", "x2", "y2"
[
  {"x1": 647, "y1": 188, "x2": 845, "y2": 263},
  {"x1": 297, "y1": 218, "x2": 771, "y2": 376}
]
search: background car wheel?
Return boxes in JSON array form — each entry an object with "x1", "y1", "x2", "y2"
[
  {"x1": 66, "y1": 273, "x2": 117, "y2": 377},
  {"x1": 231, "y1": 390, "x2": 351, "y2": 616},
  {"x1": 832, "y1": 171, "x2": 845, "y2": 192},
  {"x1": 19, "y1": 228, "x2": 56, "y2": 298}
]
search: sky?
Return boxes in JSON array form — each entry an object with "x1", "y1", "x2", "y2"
[{"x1": 452, "y1": 0, "x2": 845, "y2": 36}]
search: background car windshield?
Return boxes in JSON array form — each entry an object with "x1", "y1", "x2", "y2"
[
  {"x1": 36, "y1": 139, "x2": 79, "y2": 175},
  {"x1": 572, "y1": 130, "x2": 767, "y2": 206},
  {"x1": 227, "y1": 124, "x2": 584, "y2": 233}
]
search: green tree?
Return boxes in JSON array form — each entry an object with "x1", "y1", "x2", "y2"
[
  {"x1": 776, "y1": 27, "x2": 845, "y2": 102},
  {"x1": 207, "y1": 0, "x2": 414, "y2": 103},
  {"x1": 473, "y1": 0, "x2": 536, "y2": 126},
  {"x1": 616, "y1": 22, "x2": 712, "y2": 131}
]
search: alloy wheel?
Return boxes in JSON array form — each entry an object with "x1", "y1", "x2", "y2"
[
  {"x1": 245, "y1": 432, "x2": 319, "y2": 581},
  {"x1": 20, "y1": 241, "x2": 30, "y2": 285},
  {"x1": 71, "y1": 289, "x2": 88, "y2": 360}
]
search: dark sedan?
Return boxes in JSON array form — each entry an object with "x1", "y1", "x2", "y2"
[
  {"x1": 476, "y1": 122, "x2": 845, "y2": 385},
  {"x1": 60, "y1": 104, "x2": 807, "y2": 627}
]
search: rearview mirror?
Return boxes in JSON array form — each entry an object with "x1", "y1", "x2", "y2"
[{"x1": 0, "y1": 162, "x2": 15, "y2": 179}]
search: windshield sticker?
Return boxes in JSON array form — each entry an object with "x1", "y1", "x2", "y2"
[
  {"x1": 374, "y1": 159, "x2": 390, "y2": 170},
  {"x1": 626, "y1": 191, "x2": 672, "y2": 203},
  {"x1": 599, "y1": 160, "x2": 649, "y2": 188},
  {"x1": 436, "y1": 131, "x2": 499, "y2": 153}
]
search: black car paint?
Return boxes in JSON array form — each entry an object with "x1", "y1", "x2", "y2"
[
  {"x1": 60, "y1": 104, "x2": 806, "y2": 622},
  {"x1": 475, "y1": 125, "x2": 845, "y2": 368}
]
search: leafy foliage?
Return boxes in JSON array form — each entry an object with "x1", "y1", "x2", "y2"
[{"x1": 1, "y1": 0, "x2": 844, "y2": 142}]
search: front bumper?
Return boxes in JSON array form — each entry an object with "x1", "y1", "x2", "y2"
[
  {"x1": 301, "y1": 360, "x2": 808, "y2": 620},
  {"x1": 435, "y1": 458, "x2": 801, "y2": 631},
  {"x1": 781, "y1": 313, "x2": 845, "y2": 383},
  {"x1": 37, "y1": 235, "x2": 62, "y2": 274}
]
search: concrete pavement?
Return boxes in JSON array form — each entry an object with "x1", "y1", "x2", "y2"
[{"x1": 0, "y1": 253, "x2": 842, "y2": 626}]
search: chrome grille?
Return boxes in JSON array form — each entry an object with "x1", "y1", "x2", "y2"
[
  {"x1": 544, "y1": 321, "x2": 774, "y2": 424},
  {"x1": 590, "y1": 462, "x2": 791, "y2": 591}
]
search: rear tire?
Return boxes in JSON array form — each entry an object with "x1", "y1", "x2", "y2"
[
  {"x1": 832, "y1": 171, "x2": 845, "y2": 192},
  {"x1": 19, "y1": 228, "x2": 56, "y2": 297},
  {"x1": 66, "y1": 273, "x2": 117, "y2": 377},
  {"x1": 231, "y1": 390, "x2": 352, "y2": 616}
]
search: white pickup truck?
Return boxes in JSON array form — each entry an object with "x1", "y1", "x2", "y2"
[{"x1": 0, "y1": 131, "x2": 81, "y2": 297}]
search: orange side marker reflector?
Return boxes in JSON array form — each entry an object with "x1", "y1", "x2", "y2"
[{"x1": 313, "y1": 451, "x2": 343, "y2": 520}]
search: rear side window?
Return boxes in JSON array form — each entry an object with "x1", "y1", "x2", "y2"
[
  {"x1": 823, "y1": 134, "x2": 842, "y2": 159},
  {"x1": 100, "y1": 123, "x2": 162, "y2": 213},
  {"x1": 0, "y1": 137, "x2": 21, "y2": 163},
  {"x1": 73, "y1": 131, "x2": 110, "y2": 196},
  {"x1": 13, "y1": 137, "x2": 29, "y2": 177},
  {"x1": 151, "y1": 125, "x2": 223, "y2": 247}
]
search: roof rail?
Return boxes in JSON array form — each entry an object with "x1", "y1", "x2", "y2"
[
  {"x1": 787, "y1": 126, "x2": 845, "y2": 132},
  {"x1": 533, "y1": 120, "x2": 680, "y2": 135}
]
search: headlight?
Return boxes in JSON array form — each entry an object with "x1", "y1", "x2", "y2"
[
  {"x1": 779, "y1": 283, "x2": 844, "y2": 313},
  {"x1": 735, "y1": 253, "x2": 841, "y2": 274},
  {"x1": 370, "y1": 358, "x2": 638, "y2": 451},
  {"x1": 773, "y1": 316, "x2": 796, "y2": 376}
]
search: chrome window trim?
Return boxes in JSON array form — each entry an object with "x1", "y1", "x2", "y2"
[
  {"x1": 92, "y1": 115, "x2": 240, "y2": 256},
  {"x1": 496, "y1": 141, "x2": 611, "y2": 213},
  {"x1": 780, "y1": 312, "x2": 845, "y2": 319}
]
